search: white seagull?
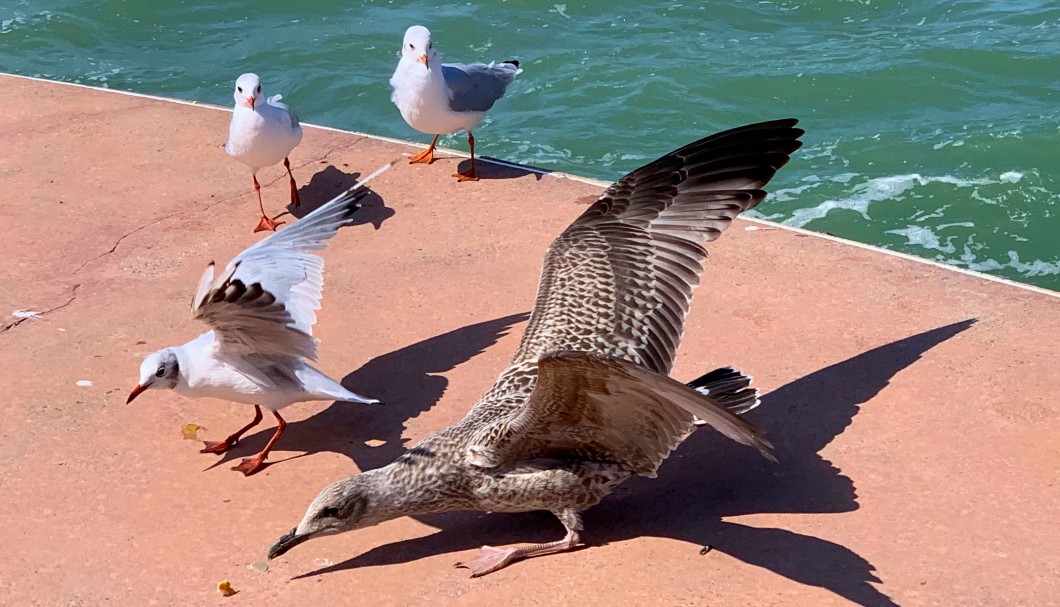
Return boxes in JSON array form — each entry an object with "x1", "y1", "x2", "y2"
[
  {"x1": 226, "y1": 73, "x2": 304, "y2": 233},
  {"x1": 127, "y1": 162, "x2": 394, "y2": 476},
  {"x1": 390, "y1": 25, "x2": 521, "y2": 182}
]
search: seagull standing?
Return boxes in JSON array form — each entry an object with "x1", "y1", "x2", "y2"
[
  {"x1": 225, "y1": 73, "x2": 304, "y2": 233},
  {"x1": 127, "y1": 162, "x2": 394, "y2": 476},
  {"x1": 390, "y1": 25, "x2": 520, "y2": 182}
]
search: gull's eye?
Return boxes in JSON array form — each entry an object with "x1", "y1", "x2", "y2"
[
  {"x1": 256, "y1": 85, "x2": 261, "y2": 93},
  {"x1": 409, "y1": 43, "x2": 415, "y2": 50},
  {"x1": 237, "y1": 86, "x2": 243, "y2": 93},
  {"x1": 428, "y1": 43, "x2": 432, "y2": 49},
  {"x1": 155, "y1": 367, "x2": 166, "y2": 378},
  {"x1": 320, "y1": 506, "x2": 341, "y2": 519}
]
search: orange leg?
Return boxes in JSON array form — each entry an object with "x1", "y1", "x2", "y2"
[
  {"x1": 453, "y1": 131, "x2": 479, "y2": 182},
  {"x1": 201, "y1": 405, "x2": 264, "y2": 454},
  {"x1": 409, "y1": 134, "x2": 440, "y2": 165},
  {"x1": 231, "y1": 410, "x2": 287, "y2": 476},
  {"x1": 252, "y1": 175, "x2": 285, "y2": 233}
]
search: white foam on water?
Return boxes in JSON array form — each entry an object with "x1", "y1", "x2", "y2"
[
  {"x1": 886, "y1": 225, "x2": 958, "y2": 254},
  {"x1": 783, "y1": 172, "x2": 1025, "y2": 229}
]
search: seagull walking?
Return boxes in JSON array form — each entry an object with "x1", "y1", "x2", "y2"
[
  {"x1": 226, "y1": 73, "x2": 304, "y2": 233},
  {"x1": 268, "y1": 119, "x2": 803, "y2": 572},
  {"x1": 127, "y1": 162, "x2": 394, "y2": 476},
  {"x1": 390, "y1": 25, "x2": 520, "y2": 182}
]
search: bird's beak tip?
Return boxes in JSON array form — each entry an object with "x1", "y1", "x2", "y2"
[
  {"x1": 417, "y1": 54, "x2": 428, "y2": 68},
  {"x1": 245, "y1": 97, "x2": 255, "y2": 109},
  {"x1": 126, "y1": 383, "x2": 147, "y2": 404},
  {"x1": 267, "y1": 527, "x2": 306, "y2": 560}
]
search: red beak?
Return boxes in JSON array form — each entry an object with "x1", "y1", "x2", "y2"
[
  {"x1": 127, "y1": 383, "x2": 149, "y2": 404},
  {"x1": 245, "y1": 96, "x2": 255, "y2": 109},
  {"x1": 417, "y1": 54, "x2": 428, "y2": 69}
]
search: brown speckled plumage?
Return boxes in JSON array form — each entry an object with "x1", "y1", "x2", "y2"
[{"x1": 269, "y1": 119, "x2": 804, "y2": 576}]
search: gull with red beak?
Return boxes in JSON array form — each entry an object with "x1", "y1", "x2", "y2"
[
  {"x1": 225, "y1": 73, "x2": 304, "y2": 232},
  {"x1": 389, "y1": 25, "x2": 521, "y2": 182},
  {"x1": 126, "y1": 161, "x2": 394, "y2": 476}
]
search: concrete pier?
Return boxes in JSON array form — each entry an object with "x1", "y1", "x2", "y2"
[{"x1": 1, "y1": 74, "x2": 1057, "y2": 606}]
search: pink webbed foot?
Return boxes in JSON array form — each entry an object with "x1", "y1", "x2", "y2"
[{"x1": 455, "y1": 545, "x2": 521, "y2": 577}]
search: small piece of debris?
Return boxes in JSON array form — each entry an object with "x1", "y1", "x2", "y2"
[
  {"x1": 699, "y1": 545, "x2": 713, "y2": 556},
  {"x1": 181, "y1": 424, "x2": 205, "y2": 440},
  {"x1": 136, "y1": 340, "x2": 147, "y2": 345},
  {"x1": 744, "y1": 226, "x2": 761, "y2": 231},
  {"x1": 12, "y1": 310, "x2": 41, "y2": 319},
  {"x1": 76, "y1": 380, "x2": 93, "y2": 387},
  {"x1": 217, "y1": 580, "x2": 237, "y2": 597},
  {"x1": 364, "y1": 439, "x2": 387, "y2": 447},
  {"x1": 247, "y1": 560, "x2": 269, "y2": 573}
]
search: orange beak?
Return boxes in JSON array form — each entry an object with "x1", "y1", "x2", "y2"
[
  {"x1": 127, "y1": 383, "x2": 149, "y2": 404},
  {"x1": 417, "y1": 54, "x2": 428, "y2": 69},
  {"x1": 245, "y1": 96, "x2": 255, "y2": 109}
]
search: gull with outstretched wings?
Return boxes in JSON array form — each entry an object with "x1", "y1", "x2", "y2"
[{"x1": 127, "y1": 162, "x2": 393, "y2": 476}]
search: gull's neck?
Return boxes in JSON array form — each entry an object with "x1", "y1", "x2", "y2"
[{"x1": 359, "y1": 456, "x2": 475, "y2": 524}]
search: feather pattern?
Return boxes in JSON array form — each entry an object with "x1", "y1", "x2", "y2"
[{"x1": 458, "y1": 119, "x2": 803, "y2": 475}]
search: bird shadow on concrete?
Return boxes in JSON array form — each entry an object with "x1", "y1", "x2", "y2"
[
  {"x1": 286, "y1": 165, "x2": 395, "y2": 229},
  {"x1": 453, "y1": 156, "x2": 549, "y2": 182},
  {"x1": 299, "y1": 319, "x2": 977, "y2": 607},
  {"x1": 212, "y1": 313, "x2": 529, "y2": 472}
]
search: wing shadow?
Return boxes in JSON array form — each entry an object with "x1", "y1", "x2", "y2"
[
  {"x1": 287, "y1": 165, "x2": 394, "y2": 229},
  {"x1": 298, "y1": 319, "x2": 976, "y2": 607}
]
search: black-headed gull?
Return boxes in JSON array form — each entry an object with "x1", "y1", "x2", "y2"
[
  {"x1": 389, "y1": 25, "x2": 521, "y2": 182},
  {"x1": 226, "y1": 73, "x2": 304, "y2": 232},
  {"x1": 127, "y1": 161, "x2": 394, "y2": 476}
]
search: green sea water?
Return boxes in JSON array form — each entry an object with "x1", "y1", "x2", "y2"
[{"x1": 2, "y1": 1, "x2": 1057, "y2": 289}]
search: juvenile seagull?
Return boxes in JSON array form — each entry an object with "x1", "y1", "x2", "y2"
[
  {"x1": 269, "y1": 119, "x2": 803, "y2": 573},
  {"x1": 226, "y1": 73, "x2": 304, "y2": 233},
  {"x1": 127, "y1": 162, "x2": 394, "y2": 476},
  {"x1": 390, "y1": 25, "x2": 520, "y2": 182}
]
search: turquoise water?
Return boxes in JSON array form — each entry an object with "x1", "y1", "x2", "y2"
[{"x1": 2, "y1": 1, "x2": 1057, "y2": 289}]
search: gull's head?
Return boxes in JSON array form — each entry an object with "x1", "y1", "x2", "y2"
[
  {"x1": 233, "y1": 73, "x2": 262, "y2": 109},
  {"x1": 400, "y1": 25, "x2": 437, "y2": 69},
  {"x1": 268, "y1": 473, "x2": 383, "y2": 559},
  {"x1": 128, "y1": 348, "x2": 180, "y2": 404}
]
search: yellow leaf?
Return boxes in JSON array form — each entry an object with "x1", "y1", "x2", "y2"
[{"x1": 181, "y1": 424, "x2": 204, "y2": 440}]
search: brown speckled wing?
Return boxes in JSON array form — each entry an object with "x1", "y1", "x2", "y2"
[
  {"x1": 467, "y1": 352, "x2": 774, "y2": 477},
  {"x1": 510, "y1": 119, "x2": 804, "y2": 376}
]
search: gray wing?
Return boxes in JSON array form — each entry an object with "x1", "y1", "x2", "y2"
[
  {"x1": 191, "y1": 161, "x2": 393, "y2": 359},
  {"x1": 465, "y1": 352, "x2": 774, "y2": 477},
  {"x1": 267, "y1": 94, "x2": 300, "y2": 129},
  {"x1": 510, "y1": 119, "x2": 804, "y2": 375},
  {"x1": 442, "y1": 62, "x2": 520, "y2": 113}
]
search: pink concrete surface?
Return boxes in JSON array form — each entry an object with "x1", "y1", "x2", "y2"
[{"x1": 0, "y1": 74, "x2": 1057, "y2": 607}]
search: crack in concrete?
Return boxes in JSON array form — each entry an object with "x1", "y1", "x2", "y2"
[
  {"x1": 70, "y1": 141, "x2": 362, "y2": 275},
  {"x1": 1, "y1": 284, "x2": 81, "y2": 334}
]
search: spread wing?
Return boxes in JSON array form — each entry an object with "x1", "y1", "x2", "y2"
[
  {"x1": 190, "y1": 161, "x2": 393, "y2": 359},
  {"x1": 442, "y1": 61, "x2": 520, "y2": 113},
  {"x1": 510, "y1": 119, "x2": 804, "y2": 375},
  {"x1": 466, "y1": 352, "x2": 774, "y2": 477}
]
